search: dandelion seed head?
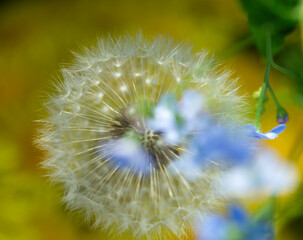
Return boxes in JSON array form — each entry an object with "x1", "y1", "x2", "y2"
[{"x1": 37, "y1": 33, "x2": 249, "y2": 239}]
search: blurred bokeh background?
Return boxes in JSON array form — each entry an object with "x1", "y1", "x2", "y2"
[{"x1": 0, "y1": 0, "x2": 302, "y2": 239}]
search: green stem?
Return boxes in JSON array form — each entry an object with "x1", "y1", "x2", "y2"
[
  {"x1": 267, "y1": 83, "x2": 282, "y2": 108},
  {"x1": 254, "y1": 32, "x2": 272, "y2": 131},
  {"x1": 271, "y1": 61, "x2": 301, "y2": 81},
  {"x1": 301, "y1": 2, "x2": 303, "y2": 51}
]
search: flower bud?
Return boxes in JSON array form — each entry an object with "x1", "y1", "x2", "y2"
[{"x1": 277, "y1": 107, "x2": 289, "y2": 124}]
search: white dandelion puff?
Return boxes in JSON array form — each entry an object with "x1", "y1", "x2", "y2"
[{"x1": 37, "y1": 34, "x2": 250, "y2": 239}]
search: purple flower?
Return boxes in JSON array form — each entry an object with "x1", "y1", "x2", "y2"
[{"x1": 246, "y1": 124, "x2": 286, "y2": 139}]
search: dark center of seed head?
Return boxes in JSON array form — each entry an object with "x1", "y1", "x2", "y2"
[{"x1": 110, "y1": 109, "x2": 179, "y2": 168}]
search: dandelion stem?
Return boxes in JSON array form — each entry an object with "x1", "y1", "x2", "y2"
[{"x1": 254, "y1": 32, "x2": 272, "y2": 131}]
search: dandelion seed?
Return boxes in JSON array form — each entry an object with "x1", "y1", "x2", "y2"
[{"x1": 37, "y1": 34, "x2": 251, "y2": 239}]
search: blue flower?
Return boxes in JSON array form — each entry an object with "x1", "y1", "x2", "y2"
[
  {"x1": 196, "y1": 205, "x2": 274, "y2": 240},
  {"x1": 150, "y1": 91, "x2": 255, "y2": 181},
  {"x1": 148, "y1": 94, "x2": 184, "y2": 145},
  {"x1": 190, "y1": 124, "x2": 253, "y2": 166},
  {"x1": 168, "y1": 123, "x2": 254, "y2": 182},
  {"x1": 246, "y1": 124, "x2": 286, "y2": 139},
  {"x1": 101, "y1": 137, "x2": 152, "y2": 175},
  {"x1": 148, "y1": 90, "x2": 206, "y2": 145},
  {"x1": 217, "y1": 149, "x2": 299, "y2": 198},
  {"x1": 179, "y1": 90, "x2": 205, "y2": 129},
  {"x1": 196, "y1": 213, "x2": 228, "y2": 240}
]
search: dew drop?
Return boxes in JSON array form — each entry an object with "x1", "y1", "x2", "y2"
[
  {"x1": 114, "y1": 72, "x2": 122, "y2": 78},
  {"x1": 97, "y1": 92, "x2": 104, "y2": 99},
  {"x1": 120, "y1": 85, "x2": 127, "y2": 92}
]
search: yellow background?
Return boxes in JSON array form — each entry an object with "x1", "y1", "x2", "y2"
[{"x1": 0, "y1": 0, "x2": 302, "y2": 239}]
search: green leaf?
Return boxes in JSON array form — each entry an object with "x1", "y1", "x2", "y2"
[
  {"x1": 254, "y1": 197, "x2": 276, "y2": 222},
  {"x1": 276, "y1": 45, "x2": 303, "y2": 93},
  {"x1": 239, "y1": 0, "x2": 301, "y2": 56}
]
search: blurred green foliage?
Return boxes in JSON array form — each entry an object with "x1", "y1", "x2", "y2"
[
  {"x1": 239, "y1": 0, "x2": 301, "y2": 56},
  {"x1": 277, "y1": 45, "x2": 303, "y2": 103}
]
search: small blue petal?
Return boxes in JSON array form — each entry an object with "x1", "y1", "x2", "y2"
[
  {"x1": 245, "y1": 124, "x2": 257, "y2": 132},
  {"x1": 197, "y1": 214, "x2": 228, "y2": 240},
  {"x1": 253, "y1": 132, "x2": 277, "y2": 139},
  {"x1": 190, "y1": 124, "x2": 253, "y2": 166},
  {"x1": 101, "y1": 138, "x2": 152, "y2": 174},
  {"x1": 247, "y1": 124, "x2": 286, "y2": 140},
  {"x1": 179, "y1": 90, "x2": 204, "y2": 120},
  {"x1": 229, "y1": 205, "x2": 248, "y2": 224},
  {"x1": 269, "y1": 124, "x2": 286, "y2": 134}
]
